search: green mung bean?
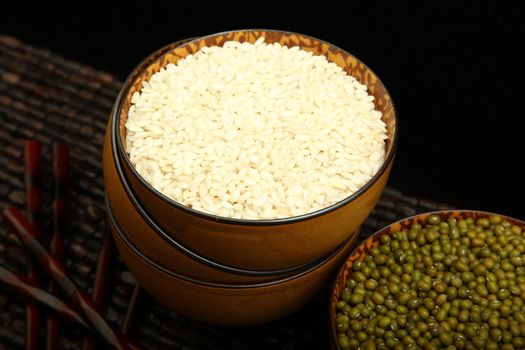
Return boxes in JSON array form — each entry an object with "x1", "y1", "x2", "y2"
[{"x1": 336, "y1": 214, "x2": 525, "y2": 349}]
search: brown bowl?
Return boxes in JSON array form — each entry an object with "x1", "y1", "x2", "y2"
[
  {"x1": 328, "y1": 210, "x2": 525, "y2": 349},
  {"x1": 104, "y1": 119, "x2": 330, "y2": 282},
  {"x1": 110, "y1": 29, "x2": 398, "y2": 270},
  {"x1": 104, "y1": 37, "x2": 317, "y2": 281},
  {"x1": 107, "y1": 200, "x2": 358, "y2": 326}
]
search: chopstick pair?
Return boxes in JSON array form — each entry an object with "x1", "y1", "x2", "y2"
[
  {"x1": 0, "y1": 233, "x2": 142, "y2": 350},
  {"x1": 0, "y1": 265, "x2": 90, "y2": 330},
  {"x1": 5, "y1": 141, "x2": 142, "y2": 349},
  {"x1": 46, "y1": 144, "x2": 137, "y2": 349},
  {"x1": 0, "y1": 262, "x2": 141, "y2": 350},
  {"x1": 82, "y1": 226, "x2": 143, "y2": 350},
  {"x1": 23, "y1": 141, "x2": 69, "y2": 350},
  {"x1": 2, "y1": 207, "x2": 134, "y2": 350}
]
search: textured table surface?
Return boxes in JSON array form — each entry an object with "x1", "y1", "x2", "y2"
[{"x1": 0, "y1": 34, "x2": 452, "y2": 349}]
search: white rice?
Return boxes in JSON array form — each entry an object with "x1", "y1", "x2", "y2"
[{"x1": 125, "y1": 37, "x2": 387, "y2": 220}]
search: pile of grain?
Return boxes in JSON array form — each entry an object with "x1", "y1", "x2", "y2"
[{"x1": 125, "y1": 37, "x2": 387, "y2": 219}]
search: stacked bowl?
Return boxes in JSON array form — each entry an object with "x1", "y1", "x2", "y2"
[{"x1": 103, "y1": 29, "x2": 398, "y2": 326}]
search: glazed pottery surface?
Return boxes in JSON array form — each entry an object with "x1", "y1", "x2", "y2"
[
  {"x1": 110, "y1": 29, "x2": 398, "y2": 270},
  {"x1": 104, "y1": 122, "x2": 329, "y2": 282},
  {"x1": 108, "y1": 205, "x2": 358, "y2": 326}
]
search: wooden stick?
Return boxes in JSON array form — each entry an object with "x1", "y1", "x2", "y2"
[
  {"x1": 82, "y1": 230, "x2": 113, "y2": 350},
  {"x1": 2, "y1": 207, "x2": 131, "y2": 350},
  {"x1": 121, "y1": 284, "x2": 142, "y2": 335},
  {"x1": 24, "y1": 140, "x2": 42, "y2": 350},
  {"x1": 24, "y1": 141, "x2": 42, "y2": 234},
  {"x1": 46, "y1": 144, "x2": 69, "y2": 350}
]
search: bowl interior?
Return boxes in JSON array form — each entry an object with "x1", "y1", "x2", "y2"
[
  {"x1": 113, "y1": 29, "x2": 398, "y2": 222},
  {"x1": 329, "y1": 210, "x2": 525, "y2": 349}
]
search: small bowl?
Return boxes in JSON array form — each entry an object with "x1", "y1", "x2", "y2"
[
  {"x1": 109, "y1": 29, "x2": 398, "y2": 270},
  {"x1": 107, "y1": 200, "x2": 358, "y2": 326},
  {"x1": 104, "y1": 119, "x2": 330, "y2": 282},
  {"x1": 328, "y1": 210, "x2": 525, "y2": 349}
]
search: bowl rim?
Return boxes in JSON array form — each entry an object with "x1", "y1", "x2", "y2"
[
  {"x1": 111, "y1": 28, "x2": 399, "y2": 226},
  {"x1": 109, "y1": 130, "x2": 337, "y2": 276},
  {"x1": 106, "y1": 196, "x2": 354, "y2": 289},
  {"x1": 328, "y1": 209, "x2": 525, "y2": 349}
]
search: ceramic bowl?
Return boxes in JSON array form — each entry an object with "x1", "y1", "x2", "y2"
[
  {"x1": 107, "y1": 200, "x2": 358, "y2": 326},
  {"x1": 109, "y1": 29, "x2": 398, "y2": 270},
  {"x1": 328, "y1": 210, "x2": 525, "y2": 349},
  {"x1": 104, "y1": 121, "x2": 330, "y2": 282}
]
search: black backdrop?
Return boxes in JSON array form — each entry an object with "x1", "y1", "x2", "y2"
[{"x1": 2, "y1": 2, "x2": 524, "y2": 218}]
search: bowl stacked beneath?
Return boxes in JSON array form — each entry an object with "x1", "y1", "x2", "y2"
[{"x1": 103, "y1": 29, "x2": 398, "y2": 326}]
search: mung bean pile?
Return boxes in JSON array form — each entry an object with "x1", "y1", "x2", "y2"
[{"x1": 335, "y1": 214, "x2": 525, "y2": 349}]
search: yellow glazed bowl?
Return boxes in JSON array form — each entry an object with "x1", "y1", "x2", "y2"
[
  {"x1": 104, "y1": 119, "x2": 329, "y2": 282},
  {"x1": 109, "y1": 29, "x2": 398, "y2": 271},
  {"x1": 107, "y1": 201, "x2": 358, "y2": 326},
  {"x1": 329, "y1": 210, "x2": 525, "y2": 349}
]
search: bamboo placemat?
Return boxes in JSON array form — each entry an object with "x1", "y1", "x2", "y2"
[{"x1": 0, "y1": 34, "x2": 453, "y2": 349}]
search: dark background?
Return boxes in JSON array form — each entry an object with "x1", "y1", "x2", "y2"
[{"x1": 2, "y1": 2, "x2": 524, "y2": 218}]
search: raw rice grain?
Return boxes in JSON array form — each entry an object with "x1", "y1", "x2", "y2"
[{"x1": 125, "y1": 38, "x2": 387, "y2": 219}]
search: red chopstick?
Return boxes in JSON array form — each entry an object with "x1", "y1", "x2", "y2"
[
  {"x1": 24, "y1": 140, "x2": 42, "y2": 350},
  {"x1": 24, "y1": 141, "x2": 42, "y2": 234},
  {"x1": 46, "y1": 144, "x2": 69, "y2": 350},
  {"x1": 0, "y1": 265, "x2": 90, "y2": 330},
  {"x1": 82, "y1": 230, "x2": 113, "y2": 350},
  {"x1": 2, "y1": 207, "x2": 131, "y2": 350},
  {"x1": 121, "y1": 284, "x2": 142, "y2": 335}
]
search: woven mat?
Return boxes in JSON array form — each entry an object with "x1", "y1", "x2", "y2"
[{"x1": 0, "y1": 35, "x2": 453, "y2": 350}]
